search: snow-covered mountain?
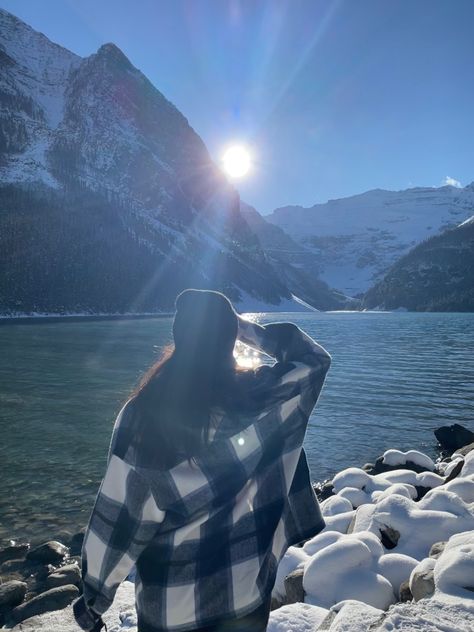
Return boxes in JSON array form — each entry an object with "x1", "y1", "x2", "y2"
[
  {"x1": 363, "y1": 216, "x2": 474, "y2": 312},
  {"x1": 240, "y1": 202, "x2": 349, "y2": 310},
  {"x1": 267, "y1": 185, "x2": 474, "y2": 297},
  {"x1": 0, "y1": 9, "x2": 338, "y2": 314}
]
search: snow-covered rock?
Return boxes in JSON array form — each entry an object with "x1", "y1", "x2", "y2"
[
  {"x1": 320, "y1": 495, "x2": 354, "y2": 517},
  {"x1": 434, "y1": 530, "x2": 474, "y2": 603},
  {"x1": 377, "y1": 553, "x2": 419, "y2": 597},
  {"x1": 382, "y1": 449, "x2": 435, "y2": 471},
  {"x1": 461, "y1": 451, "x2": 474, "y2": 477},
  {"x1": 331, "y1": 466, "x2": 444, "y2": 512},
  {"x1": 320, "y1": 510, "x2": 356, "y2": 534},
  {"x1": 302, "y1": 536, "x2": 396, "y2": 610},
  {"x1": 351, "y1": 493, "x2": 474, "y2": 558},
  {"x1": 332, "y1": 468, "x2": 371, "y2": 493},
  {"x1": 272, "y1": 546, "x2": 309, "y2": 601},
  {"x1": 441, "y1": 478, "x2": 474, "y2": 504},
  {"x1": 267, "y1": 602, "x2": 329, "y2": 632},
  {"x1": 371, "y1": 483, "x2": 417, "y2": 503},
  {"x1": 325, "y1": 600, "x2": 384, "y2": 631}
]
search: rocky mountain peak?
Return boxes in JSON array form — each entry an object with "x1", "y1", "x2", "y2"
[{"x1": 93, "y1": 42, "x2": 135, "y2": 71}]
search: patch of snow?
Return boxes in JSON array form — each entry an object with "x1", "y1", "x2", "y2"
[
  {"x1": 459, "y1": 215, "x2": 474, "y2": 227},
  {"x1": 327, "y1": 600, "x2": 384, "y2": 631},
  {"x1": 267, "y1": 602, "x2": 329, "y2": 632},
  {"x1": 234, "y1": 290, "x2": 314, "y2": 313},
  {"x1": 377, "y1": 598, "x2": 474, "y2": 631}
]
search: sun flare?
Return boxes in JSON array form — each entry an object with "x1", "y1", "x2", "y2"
[{"x1": 222, "y1": 145, "x2": 251, "y2": 178}]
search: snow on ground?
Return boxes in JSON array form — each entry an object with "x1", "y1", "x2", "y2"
[
  {"x1": 374, "y1": 599, "x2": 474, "y2": 632},
  {"x1": 267, "y1": 603, "x2": 329, "y2": 632},
  {"x1": 324, "y1": 600, "x2": 384, "y2": 632}
]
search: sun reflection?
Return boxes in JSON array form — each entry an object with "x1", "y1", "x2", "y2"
[{"x1": 233, "y1": 341, "x2": 261, "y2": 368}]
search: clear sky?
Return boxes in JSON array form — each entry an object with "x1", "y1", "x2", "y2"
[{"x1": 2, "y1": 0, "x2": 474, "y2": 213}]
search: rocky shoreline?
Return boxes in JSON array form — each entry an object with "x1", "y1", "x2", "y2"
[
  {"x1": 0, "y1": 532, "x2": 85, "y2": 628},
  {"x1": 1, "y1": 423, "x2": 473, "y2": 631}
]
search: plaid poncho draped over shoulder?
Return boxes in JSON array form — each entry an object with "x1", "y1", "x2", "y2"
[{"x1": 77, "y1": 319, "x2": 331, "y2": 631}]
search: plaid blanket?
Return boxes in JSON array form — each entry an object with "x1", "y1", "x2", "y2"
[{"x1": 76, "y1": 318, "x2": 331, "y2": 631}]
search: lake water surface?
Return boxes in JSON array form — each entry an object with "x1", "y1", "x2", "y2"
[{"x1": 1, "y1": 312, "x2": 473, "y2": 544}]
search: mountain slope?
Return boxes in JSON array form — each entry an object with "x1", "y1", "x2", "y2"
[
  {"x1": 240, "y1": 202, "x2": 350, "y2": 310},
  {"x1": 0, "y1": 9, "x2": 326, "y2": 314},
  {"x1": 363, "y1": 216, "x2": 474, "y2": 311},
  {"x1": 267, "y1": 185, "x2": 474, "y2": 297}
]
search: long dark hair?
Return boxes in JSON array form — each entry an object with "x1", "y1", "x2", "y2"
[{"x1": 128, "y1": 343, "x2": 257, "y2": 469}]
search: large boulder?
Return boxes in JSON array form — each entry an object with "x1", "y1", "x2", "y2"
[
  {"x1": 267, "y1": 602, "x2": 329, "y2": 632},
  {"x1": 26, "y1": 542, "x2": 68, "y2": 565},
  {"x1": 9, "y1": 585, "x2": 79, "y2": 625},
  {"x1": 409, "y1": 558, "x2": 436, "y2": 601},
  {"x1": 367, "y1": 450, "x2": 435, "y2": 476},
  {"x1": 284, "y1": 568, "x2": 305, "y2": 604},
  {"x1": 399, "y1": 580, "x2": 412, "y2": 602},
  {"x1": 45, "y1": 564, "x2": 81, "y2": 589},
  {"x1": 0, "y1": 545, "x2": 29, "y2": 565},
  {"x1": 435, "y1": 424, "x2": 474, "y2": 453},
  {"x1": 69, "y1": 528, "x2": 86, "y2": 555},
  {"x1": 0, "y1": 581, "x2": 27, "y2": 609}
]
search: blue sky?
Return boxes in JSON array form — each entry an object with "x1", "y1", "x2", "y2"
[{"x1": 3, "y1": 0, "x2": 474, "y2": 213}]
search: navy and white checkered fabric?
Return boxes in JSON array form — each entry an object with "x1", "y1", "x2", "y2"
[{"x1": 78, "y1": 320, "x2": 331, "y2": 632}]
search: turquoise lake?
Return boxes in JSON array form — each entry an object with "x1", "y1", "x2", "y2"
[{"x1": 1, "y1": 312, "x2": 473, "y2": 545}]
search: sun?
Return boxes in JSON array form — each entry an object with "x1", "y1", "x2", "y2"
[{"x1": 222, "y1": 145, "x2": 251, "y2": 179}]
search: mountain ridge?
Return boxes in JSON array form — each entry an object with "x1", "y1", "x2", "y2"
[{"x1": 267, "y1": 183, "x2": 474, "y2": 296}]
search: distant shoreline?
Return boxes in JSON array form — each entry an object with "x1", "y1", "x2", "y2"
[
  {"x1": 0, "y1": 309, "x2": 386, "y2": 325},
  {"x1": 0, "y1": 312, "x2": 174, "y2": 325}
]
